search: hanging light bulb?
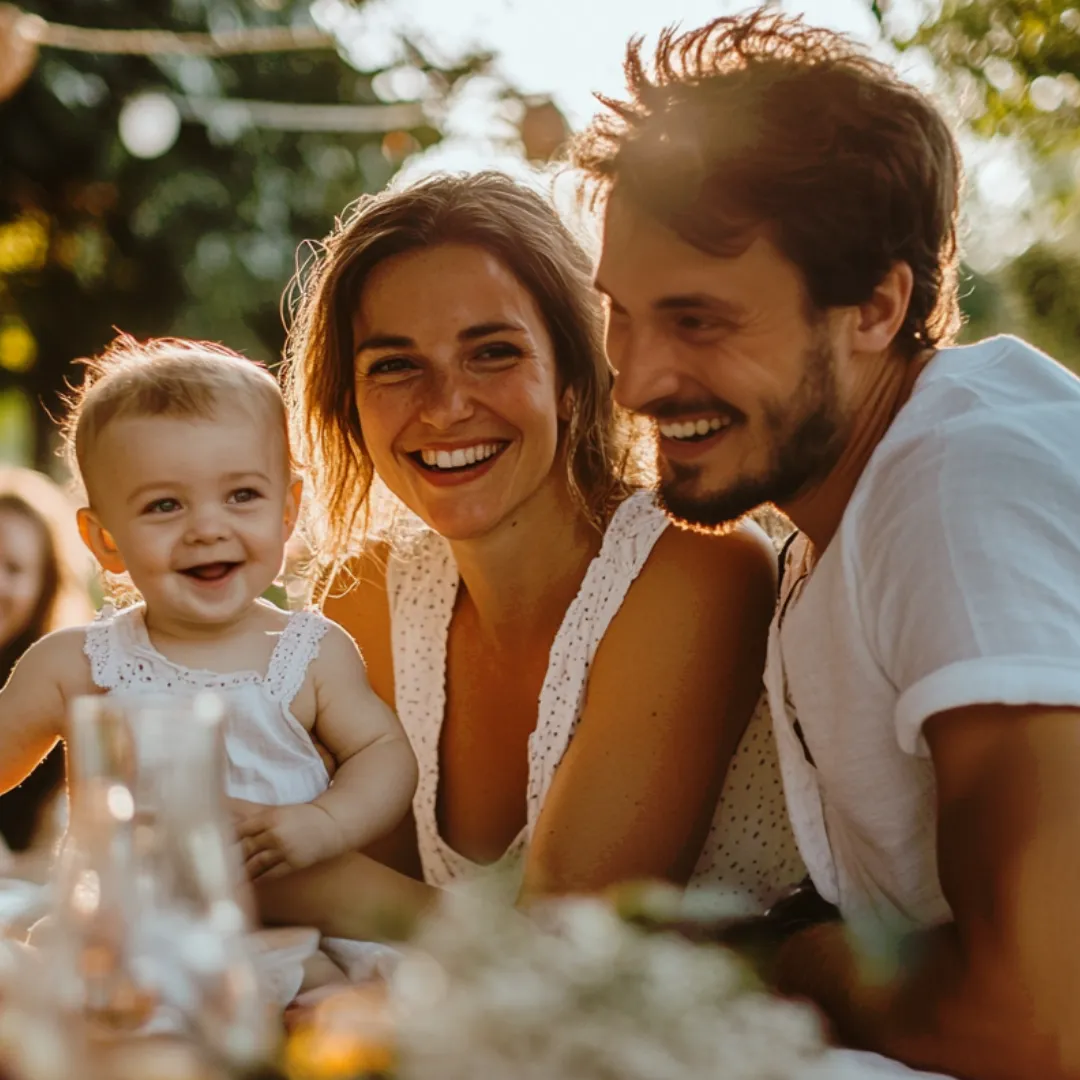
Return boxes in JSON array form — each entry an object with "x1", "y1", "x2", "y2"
[{"x1": 119, "y1": 92, "x2": 182, "y2": 159}]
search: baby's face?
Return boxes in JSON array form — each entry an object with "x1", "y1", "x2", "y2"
[{"x1": 81, "y1": 404, "x2": 299, "y2": 632}]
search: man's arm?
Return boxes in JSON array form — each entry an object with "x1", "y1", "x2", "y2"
[{"x1": 776, "y1": 702, "x2": 1080, "y2": 1080}]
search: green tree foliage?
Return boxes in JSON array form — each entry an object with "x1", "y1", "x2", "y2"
[
  {"x1": 0, "y1": 0, "x2": 491, "y2": 465},
  {"x1": 877, "y1": 0, "x2": 1080, "y2": 366},
  {"x1": 897, "y1": 0, "x2": 1080, "y2": 157}
]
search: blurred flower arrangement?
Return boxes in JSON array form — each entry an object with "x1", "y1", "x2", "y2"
[{"x1": 285, "y1": 885, "x2": 826, "y2": 1080}]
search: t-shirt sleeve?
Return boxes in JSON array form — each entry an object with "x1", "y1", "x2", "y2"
[{"x1": 857, "y1": 412, "x2": 1080, "y2": 756}]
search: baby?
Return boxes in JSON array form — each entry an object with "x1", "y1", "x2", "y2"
[{"x1": 0, "y1": 335, "x2": 418, "y2": 989}]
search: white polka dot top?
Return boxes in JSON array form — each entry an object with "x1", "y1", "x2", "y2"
[{"x1": 387, "y1": 489, "x2": 806, "y2": 909}]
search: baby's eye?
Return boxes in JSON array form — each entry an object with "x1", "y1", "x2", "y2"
[
  {"x1": 228, "y1": 488, "x2": 262, "y2": 504},
  {"x1": 144, "y1": 498, "x2": 181, "y2": 514}
]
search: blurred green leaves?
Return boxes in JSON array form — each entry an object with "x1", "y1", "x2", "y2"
[
  {"x1": 0, "y1": 0, "x2": 495, "y2": 465},
  {"x1": 875, "y1": 0, "x2": 1080, "y2": 367},
  {"x1": 895, "y1": 1, "x2": 1080, "y2": 156}
]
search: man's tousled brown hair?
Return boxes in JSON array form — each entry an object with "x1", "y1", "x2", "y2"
[{"x1": 573, "y1": 8, "x2": 963, "y2": 357}]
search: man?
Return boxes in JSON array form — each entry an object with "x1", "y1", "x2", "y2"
[{"x1": 576, "y1": 9, "x2": 1080, "y2": 1080}]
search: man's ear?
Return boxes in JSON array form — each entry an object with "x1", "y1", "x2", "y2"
[
  {"x1": 77, "y1": 508, "x2": 126, "y2": 575},
  {"x1": 283, "y1": 476, "x2": 303, "y2": 540},
  {"x1": 850, "y1": 260, "x2": 915, "y2": 355}
]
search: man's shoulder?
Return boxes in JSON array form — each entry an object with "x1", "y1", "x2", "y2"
[
  {"x1": 843, "y1": 336, "x2": 1080, "y2": 559},
  {"x1": 870, "y1": 335, "x2": 1079, "y2": 483}
]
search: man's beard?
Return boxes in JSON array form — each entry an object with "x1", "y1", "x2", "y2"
[{"x1": 657, "y1": 331, "x2": 847, "y2": 530}]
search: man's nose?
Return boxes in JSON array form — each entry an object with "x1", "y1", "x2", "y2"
[{"x1": 610, "y1": 327, "x2": 684, "y2": 415}]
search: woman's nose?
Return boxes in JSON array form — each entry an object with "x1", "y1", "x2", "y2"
[{"x1": 418, "y1": 370, "x2": 476, "y2": 431}]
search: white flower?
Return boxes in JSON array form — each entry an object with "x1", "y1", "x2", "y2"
[{"x1": 390, "y1": 885, "x2": 825, "y2": 1080}]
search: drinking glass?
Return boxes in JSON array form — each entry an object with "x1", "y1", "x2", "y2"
[{"x1": 46, "y1": 691, "x2": 277, "y2": 1071}]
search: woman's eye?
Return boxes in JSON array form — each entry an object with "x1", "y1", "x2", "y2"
[
  {"x1": 144, "y1": 498, "x2": 180, "y2": 514},
  {"x1": 229, "y1": 488, "x2": 262, "y2": 504},
  {"x1": 365, "y1": 356, "x2": 417, "y2": 377},
  {"x1": 475, "y1": 342, "x2": 522, "y2": 362}
]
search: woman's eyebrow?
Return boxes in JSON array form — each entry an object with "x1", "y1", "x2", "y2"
[{"x1": 458, "y1": 321, "x2": 526, "y2": 341}]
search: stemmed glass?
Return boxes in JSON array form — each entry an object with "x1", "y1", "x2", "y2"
[{"x1": 44, "y1": 691, "x2": 277, "y2": 1073}]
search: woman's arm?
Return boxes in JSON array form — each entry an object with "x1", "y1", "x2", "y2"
[
  {"x1": 253, "y1": 847, "x2": 437, "y2": 941},
  {"x1": 520, "y1": 520, "x2": 777, "y2": 899}
]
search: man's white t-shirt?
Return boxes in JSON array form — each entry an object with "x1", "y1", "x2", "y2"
[{"x1": 765, "y1": 335, "x2": 1080, "y2": 933}]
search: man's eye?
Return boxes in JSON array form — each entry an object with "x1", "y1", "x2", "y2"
[{"x1": 677, "y1": 315, "x2": 714, "y2": 332}]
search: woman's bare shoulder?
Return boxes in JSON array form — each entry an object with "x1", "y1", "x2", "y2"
[
  {"x1": 320, "y1": 542, "x2": 395, "y2": 707},
  {"x1": 322, "y1": 543, "x2": 390, "y2": 619},
  {"x1": 631, "y1": 517, "x2": 778, "y2": 609}
]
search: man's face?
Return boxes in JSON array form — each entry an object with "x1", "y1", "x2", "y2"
[{"x1": 596, "y1": 194, "x2": 851, "y2": 528}]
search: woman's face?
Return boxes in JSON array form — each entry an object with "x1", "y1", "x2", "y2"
[
  {"x1": 351, "y1": 243, "x2": 566, "y2": 541},
  {"x1": 0, "y1": 509, "x2": 47, "y2": 649}
]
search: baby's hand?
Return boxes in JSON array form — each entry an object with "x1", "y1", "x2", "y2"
[{"x1": 234, "y1": 802, "x2": 346, "y2": 880}]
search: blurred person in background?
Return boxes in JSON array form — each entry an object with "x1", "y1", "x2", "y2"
[{"x1": 0, "y1": 466, "x2": 92, "y2": 855}]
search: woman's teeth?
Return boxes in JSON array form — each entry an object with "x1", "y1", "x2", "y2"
[
  {"x1": 658, "y1": 417, "x2": 731, "y2": 441},
  {"x1": 419, "y1": 443, "x2": 502, "y2": 470}
]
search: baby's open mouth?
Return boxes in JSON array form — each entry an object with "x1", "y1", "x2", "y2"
[
  {"x1": 180, "y1": 562, "x2": 240, "y2": 581},
  {"x1": 410, "y1": 441, "x2": 508, "y2": 473}
]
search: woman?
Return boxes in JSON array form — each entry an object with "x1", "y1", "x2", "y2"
[
  {"x1": 0, "y1": 466, "x2": 92, "y2": 851},
  {"x1": 259, "y1": 173, "x2": 803, "y2": 938}
]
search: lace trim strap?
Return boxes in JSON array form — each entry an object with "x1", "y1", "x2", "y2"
[
  {"x1": 264, "y1": 610, "x2": 332, "y2": 706},
  {"x1": 525, "y1": 490, "x2": 669, "y2": 829},
  {"x1": 83, "y1": 603, "x2": 131, "y2": 691}
]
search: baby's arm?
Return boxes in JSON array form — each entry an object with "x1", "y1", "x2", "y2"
[
  {"x1": 237, "y1": 624, "x2": 418, "y2": 879},
  {"x1": 308, "y1": 623, "x2": 418, "y2": 849},
  {"x1": 0, "y1": 628, "x2": 89, "y2": 794}
]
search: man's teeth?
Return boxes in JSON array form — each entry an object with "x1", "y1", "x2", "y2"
[
  {"x1": 658, "y1": 417, "x2": 731, "y2": 441},
  {"x1": 420, "y1": 443, "x2": 502, "y2": 469}
]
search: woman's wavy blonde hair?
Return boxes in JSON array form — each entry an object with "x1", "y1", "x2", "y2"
[{"x1": 283, "y1": 171, "x2": 644, "y2": 599}]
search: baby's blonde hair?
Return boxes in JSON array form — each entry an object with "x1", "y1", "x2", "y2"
[{"x1": 62, "y1": 334, "x2": 291, "y2": 499}]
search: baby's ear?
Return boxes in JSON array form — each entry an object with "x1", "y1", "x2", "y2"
[{"x1": 76, "y1": 508, "x2": 126, "y2": 575}]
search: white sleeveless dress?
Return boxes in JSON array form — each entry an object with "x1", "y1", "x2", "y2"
[
  {"x1": 84, "y1": 602, "x2": 333, "y2": 805},
  {"x1": 84, "y1": 602, "x2": 398, "y2": 987},
  {"x1": 387, "y1": 490, "x2": 805, "y2": 910}
]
